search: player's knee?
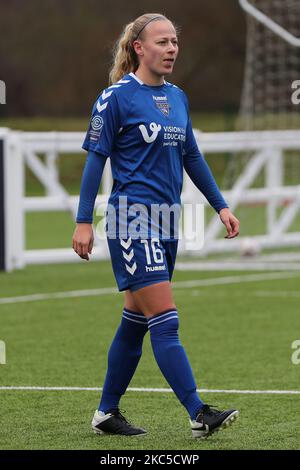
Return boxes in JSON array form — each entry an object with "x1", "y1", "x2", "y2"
[{"x1": 143, "y1": 304, "x2": 176, "y2": 318}]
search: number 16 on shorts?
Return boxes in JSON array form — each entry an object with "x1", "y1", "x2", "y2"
[
  {"x1": 108, "y1": 237, "x2": 177, "y2": 291},
  {"x1": 141, "y1": 239, "x2": 164, "y2": 267}
]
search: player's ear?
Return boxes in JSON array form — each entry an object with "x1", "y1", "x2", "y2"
[{"x1": 132, "y1": 40, "x2": 144, "y2": 57}]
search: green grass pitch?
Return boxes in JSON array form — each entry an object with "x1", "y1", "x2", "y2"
[
  {"x1": 0, "y1": 260, "x2": 300, "y2": 450},
  {"x1": 0, "y1": 116, "x2": 300, "y2": 450}
]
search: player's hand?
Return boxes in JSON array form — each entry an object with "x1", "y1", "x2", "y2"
[
  {"x1": 219, "y1": 208, "x2": 240, "y2": 239},
  {"x1": 72, "y1": 223, "x2": 94, "y2": 260}
]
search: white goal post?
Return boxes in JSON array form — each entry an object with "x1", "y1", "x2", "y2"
[
  {"x1": 1, "y1": 128, "x2": 300, "y2": 272},
  {"x1": 239, "y1": 0, "x2": 300, "y2": 47}
]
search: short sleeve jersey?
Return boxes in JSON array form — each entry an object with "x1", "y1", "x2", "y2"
[{"x1": 82, "y1": 72, "x2": 201, "y2": 212}]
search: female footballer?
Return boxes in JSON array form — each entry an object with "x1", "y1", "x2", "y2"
[{"x1": 72, "y1": 13, "x2": 240, "y2": 438}]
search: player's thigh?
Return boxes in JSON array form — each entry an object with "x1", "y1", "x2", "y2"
[
  {"x1": 130, "y1": 281, "x2": 176, "y2": 318},
  {"x1": 124, "y1": 290, "x2": 143, "y2": 313}
]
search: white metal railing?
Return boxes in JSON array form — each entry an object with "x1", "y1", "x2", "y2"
[{"x1": 2, "y1": 128, "x2": 300, "y2": 271}]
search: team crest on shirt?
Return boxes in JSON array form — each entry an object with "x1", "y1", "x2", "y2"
[{"x1": 153, "y1": 95, "x2": 170, "y2": 117}]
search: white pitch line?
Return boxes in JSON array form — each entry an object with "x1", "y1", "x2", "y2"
[
  {"x1": 172, "y1": 271, "x2": 300, "y2": 288},
  {"x1": 0, "y1": 287, "x2": 118, "y2": 305},
  {"x1": 187, "y1": 289, "x2": 300, "y2": 299},
  {"x1": 0, "y1": 386, "x2": 299, "y2": 395},
  {"x1": 1, "y1": 271, "x2": 300, "y2": 305},
  {"x1": 255, "y1": 291, "x2": 300, "y2": 298},
  {"x1": 176, "y1": 261, "x2": 300, "y2": 271}
]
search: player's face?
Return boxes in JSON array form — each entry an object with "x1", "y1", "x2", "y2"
[{"x1": 136, "y1": 20, "x2": 179, "y2": 76}]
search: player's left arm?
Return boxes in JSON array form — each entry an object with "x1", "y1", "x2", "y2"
[{"x1": 183, "y1": 116, "x2": 239, "y2": 239}]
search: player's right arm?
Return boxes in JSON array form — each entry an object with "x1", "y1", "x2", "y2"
[
  {"x1": 72, "y1": 150, "x2": 107, "y2": 260},
  {"x1": 72, "y1": 89, "x2": 121, "y2": 260}
]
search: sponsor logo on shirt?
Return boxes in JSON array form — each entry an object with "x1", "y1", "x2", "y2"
[
  {"x1": 162, "y1": 126, "x2": 186, "y2": 147},
  {"x1": 139, "y1": 122, "x2": 162, "y2": 143},
  {"x1": 138, "y1": 122, "x2": 186, "y2": 147}
]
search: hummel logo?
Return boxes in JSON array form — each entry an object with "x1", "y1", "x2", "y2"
[
  {"x1": 145, "y1": 265, "x2": 166, "y2": 272},
  {"x1": 139, "y1": 122, "x2": 162, "y2": 143}
]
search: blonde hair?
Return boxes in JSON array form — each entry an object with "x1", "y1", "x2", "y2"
[{"x1": 109, "y1": 13, "x2": 176, "y2": 85}]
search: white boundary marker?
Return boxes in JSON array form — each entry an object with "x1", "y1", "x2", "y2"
[
  {"x1": 0, "y1": 386, "x2": 299, "y2": 395},
  {"x1": 1, "y1": 272, "x2": 300, "y2": 305}
]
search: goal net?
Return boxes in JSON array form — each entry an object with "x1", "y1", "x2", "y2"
[
  {"x1": 238, "y1": 0, "x2": 300, "y2": 131},
  {"x1": 185, "y1": 0, "x2": 300, "y2": 272}
]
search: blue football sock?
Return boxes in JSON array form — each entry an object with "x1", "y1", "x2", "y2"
[
  {"x1": 99, "y1": 309, "x2": 148, "y2": 413},
  {"x1": 148, "y1": 309, "x2": 204, "y2": 420}
]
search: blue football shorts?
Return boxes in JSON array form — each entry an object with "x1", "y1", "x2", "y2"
[{"x1": 107, "y1": 237, "x2": 178, "y2": 292}]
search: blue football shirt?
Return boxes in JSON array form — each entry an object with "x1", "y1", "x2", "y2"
[{"x1": 82, "y1": 72, "x2": 205, "y2": 238}]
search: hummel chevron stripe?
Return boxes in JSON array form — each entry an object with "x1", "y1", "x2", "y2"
[
  {"x1": 120, "y1": 238, "x2": 132, "y2": 250},
  {"x1": 101, "y1": 89, "x2": 113, "y2": 101},
  {"x1": 122, "y1": 249, "x2": 134, "y2": 262},
  {"x1": 96, "y1": 101, "x2": 108, "y2": 113},
  {"x1": 125, "y1": 262, "x2": 137, "y2": 275}
]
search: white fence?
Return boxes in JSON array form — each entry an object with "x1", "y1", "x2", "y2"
[{"x1": 1, "y1": 127, "x2": 300, "y2": 271}]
